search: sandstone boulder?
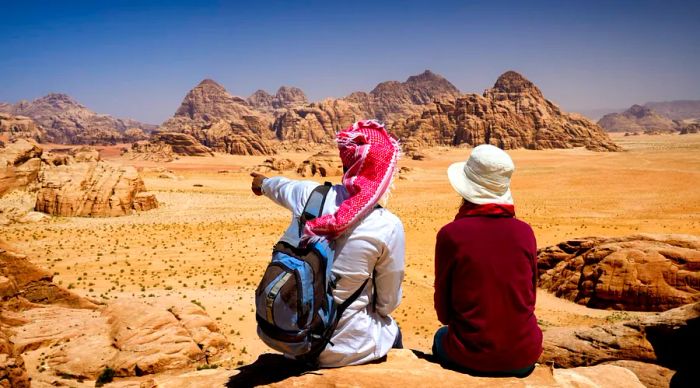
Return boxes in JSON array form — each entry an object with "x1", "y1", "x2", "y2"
[
  {"x1": 35, "y1": 160, "x2": 158, "y2": 217},
  {"x1": 296, "y1": 152, "x2": 343, "y2": 177},
  {"x1": 537, "y1": 234, "x2": 700, "y2": 311},
  {"x1": 0, "y1": 139, "x2": 43, "y2": 197},
  {"x1": 251, "y1": 157, "x2": 296, "y2": 173},
  {"x1": 540, "y1": 302, "x2": 699, "y2": 387},
  {"x1": 0, "y1": 244, "x2": 96, "y2": 309},
  {"x1": 228, "y1": 349, "x2": 643, "y2": 388},
  {"x1": 1, "y1": 245, "x2": 229, "y2": 383},
  {"x1": 0, "y1": 329, "x2": 30, "y2": 388},
  {"x1": 0, "y1": 113, "x2": 45, "y2": 143},
  {"x1": 127, "y1": 140, "x2": 176, "y2": 162}
]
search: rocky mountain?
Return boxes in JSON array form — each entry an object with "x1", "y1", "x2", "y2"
[
  {"x1": 0, "y1": 94, "x2": 155, "y2": 144},
  {"x1": 394, "y1": 71, "x2": 621, "y2": 152},
  {"x1": 598, "y1": 104, "x2": 678, "y2": 133},
  {"x1": 271, "y1": 70, "x2": 460, "y2": 144},
  {"x1": 160, "y1": 79, "x2": 275, "y2": 155},
  {"x1": 247, "y1": 86, "x2": 308, "y2": 112},
  {"x1": 346, "y1": 70, "x2": 461, "y2": 122},
  {"x1": 159, "y1": 70, "x2": 620, "y2": 153},
  {"x1": 643, "y1": 100, "x2": 700, "y2": 121}
]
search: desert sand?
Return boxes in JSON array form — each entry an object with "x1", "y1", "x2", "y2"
[{"x1": 2, "y1": 133, "x2": 699, "y2": 368}]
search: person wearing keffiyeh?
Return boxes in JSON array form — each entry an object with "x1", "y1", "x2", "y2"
[{"x1": 251, "y1": 119, "x2": 405, "y2": 367}]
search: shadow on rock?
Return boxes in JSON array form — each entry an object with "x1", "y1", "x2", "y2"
[{"x1": 226, "y1": 353, "x2": 319, "y2": 388}]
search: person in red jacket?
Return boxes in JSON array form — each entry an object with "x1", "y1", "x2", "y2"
[{"x1": 432, "y1": 144, "x2": 542, "y2": 377}]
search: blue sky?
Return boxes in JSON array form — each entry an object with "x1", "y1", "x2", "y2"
[{"x1": 1, "y1": 0, "x2": 699, "y2": 123}]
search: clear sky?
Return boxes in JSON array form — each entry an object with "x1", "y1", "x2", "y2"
[{"x1": 1, "y1": 0, "x2": 699, "y2": 124}]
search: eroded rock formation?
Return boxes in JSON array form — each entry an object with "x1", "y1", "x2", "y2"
[
  {"x1": 537, "y1": 234, "x2": 700, "y2": 311},
  {"x1": 248, "y1": 86, "x2": 308, "y2": 112},
  {"x1": 0, "y1": 113, "x2": 46, "y2": 143},
  {"x1": 394, "y1": 71, "x2": 621, "y2": 152},
  {"x1": 0, "y1": 244, "x2": 229, "y2": 385},
  {"x1": 541, "y1": 302, "x2": 699, "y2": 387},
  {"x1": 296, "y1": 152, "x2": 344, "y2": 177},
  {"x1": 35, "y1": 160, "x2": 158, "y2": 217},
  {"x1": 227, "y1": 349, "x2": 643, "y2": 388},
  {"x1": 0, "y1": 139, "x2": 43, "y2": 197},
  {"x1": 160, "y1": 79, "x2": 275, "y2": 155}
]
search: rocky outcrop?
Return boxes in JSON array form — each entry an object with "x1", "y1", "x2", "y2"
[
  {"x1": 680, "y1": 123, "x2": 700, "y2": 135},
  {"x1": 0, "y1": 139, "x2": 43, "y2": 197},
  {"x1": 35, "y1": 160, "x2": 158, "y2": 217},
  {"x1": 0, "y1": 93, "x2": 155, "y2": 144},
  {"x1": 151, "y1": 131, "x2": 214, "y2": 156},
  {"x1": 248, "y1": 86, "x2": 308, "y2": 112},
  {"x1": 394, "y1": 71, "x2": 621, "y2": 152},
  {"x1": 160, "y1": 79, "x2": 275, "y2": 155},
  {"x1": 251, "y1": 157, "x2": 297, "y2": 173},
  {"x1": 541, "y1": 302, "x2": 699, "y2": 387},
  {"x1": 537, "y1": 234, "x2": 700, "y2": 311},
  {"x1": 0, "y1": 244, "x2": 230, "y2": 384},
  {"x1": 0, "y1": 328, "x2": 30, "y2": 388},
  {"x1": 598, "y1": 105, "x2": 678, "y2": 133},
  {"x1": 0, "y1": 244, "x2": 96, "y2": 309},
  {"x1": 127, "y1": 141, "x2": 176, "y2": 162},
  {"x1": 127, "y1": 132, "x2": 214, "y2": 162},
  {"x1": 0, "y1": 113, "x2": 46, "y2": 143},
  {"x1": 227, "y1": 349, "x2": 643, "y2": 387},
  {"x1": 296, "y1": 152, "x2": 344, "y2": 177}
]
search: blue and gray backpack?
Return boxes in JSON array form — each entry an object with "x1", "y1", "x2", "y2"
[{"x1": 255, "y1": 182, "x2": 368, "y2": 362}]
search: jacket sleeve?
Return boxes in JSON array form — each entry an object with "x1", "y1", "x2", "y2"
[
  {"x1": 262, "y1": 176, "x2": 316, "y2": 215},
  {"x1": 529, "y1": 229, "x2": 539, "y2": 293},
  {"x1": 373, "y1": 219, "x2": 405, "y2": 316},
  {"x1": 434, "y1": 227, "x2": 455, "y2": 325}
]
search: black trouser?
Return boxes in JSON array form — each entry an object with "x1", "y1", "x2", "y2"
[{"x1": 392, "y1": 326, "x2": 403, "y2": 349}]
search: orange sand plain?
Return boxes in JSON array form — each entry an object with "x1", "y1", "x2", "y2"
[{"x1": 2, "y1": 133, "x2": 699, "y2": 365}]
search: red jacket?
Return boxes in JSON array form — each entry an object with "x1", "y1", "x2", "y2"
[{"x1": 434, "y1": 204, "x2": 542, "y2": 372}]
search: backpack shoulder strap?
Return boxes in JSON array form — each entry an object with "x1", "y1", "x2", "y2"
[{"x1": 298, "y1": 182, "x2": 333, "y2": 237}]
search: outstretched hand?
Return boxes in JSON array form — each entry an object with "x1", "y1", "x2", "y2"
[{"x1": 250, "y1": 172, "x2": 268, "y2": 196}]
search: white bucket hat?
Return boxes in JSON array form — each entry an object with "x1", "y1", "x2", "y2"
[{"x1": 447, "y1": 144, "x2": 515, "y2": 205}]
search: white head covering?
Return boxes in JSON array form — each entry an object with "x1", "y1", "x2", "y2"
[{"x1": 447, "y1": 144, "x2": 515, "y2": 205}]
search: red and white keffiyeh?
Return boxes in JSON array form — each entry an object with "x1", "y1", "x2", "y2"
[{"x1": 303, "y1": 119, "x2": 401, "y2": 239}]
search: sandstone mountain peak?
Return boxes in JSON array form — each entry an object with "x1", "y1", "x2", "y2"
[
  {"x1": 247, "y1": 86, "x2": 308, "y2": 112},
  {"x1": 173, "y1": 79, "x2": 251, "y2": 121},
  {"x1": 394, "y1": 71, "x2": 620, "y2": 152},
  {"x1": 493, "y1": 71, "x2": 540, "y2": 95},
  {"x1": 161, "y1": 79, "x2": 275, "y2": 155},
  {"x1": 196, "y1": 78, "x2": 225, "y2": 88}
]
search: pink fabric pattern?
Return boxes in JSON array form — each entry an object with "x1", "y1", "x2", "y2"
[{"x1": 304, "y1": 119, "x2": 401, "y2": 239}]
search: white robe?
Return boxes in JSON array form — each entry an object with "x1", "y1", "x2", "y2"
[{"x1": 262, "y1": 176, "x2": 405, "y2": 367}]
